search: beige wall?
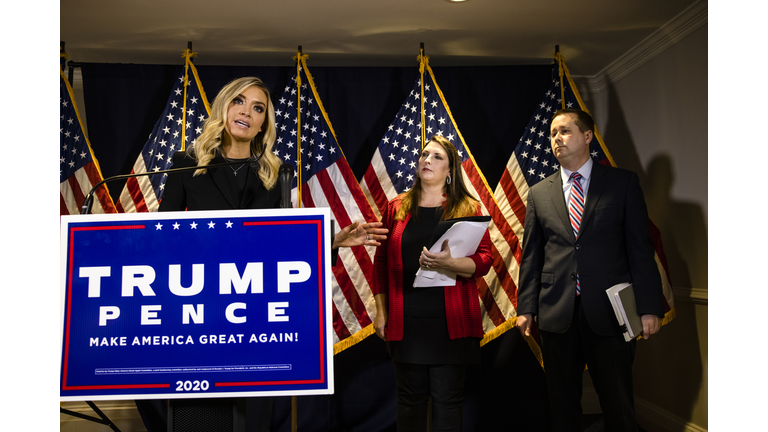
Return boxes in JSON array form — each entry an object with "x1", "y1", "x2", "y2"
[{"x1": 576, "y1": 22, "x2": 708, "y2": 432}]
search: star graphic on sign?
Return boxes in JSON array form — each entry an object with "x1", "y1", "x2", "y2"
[
  {"x1": 155, "y1": 223, "x2": 163, "y2": 230},
  {"x1": 226, "y1": 221, "x2": 233, "y2": 228},
  {"x1": 190, "y1": 222, "x2": 198, "y2": 229},
  {"x1": 208, "y1": 221, "x2": 215, "y2": 229},
  {"x1": 173, "y1": 222, "x2": 180, "y2": 230}
]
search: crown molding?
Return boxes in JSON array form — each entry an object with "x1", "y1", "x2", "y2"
[{"x1": 576, "y1": 0, "x2": 708, "y2": 94}]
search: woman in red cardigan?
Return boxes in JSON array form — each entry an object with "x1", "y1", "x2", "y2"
[{"x1": 372, "y1": 135, "x2": 493, "y2": 432}]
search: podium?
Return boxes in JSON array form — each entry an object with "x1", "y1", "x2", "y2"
[{"x1": 60, "y1": 209, "x2": 335, "y2": 431}]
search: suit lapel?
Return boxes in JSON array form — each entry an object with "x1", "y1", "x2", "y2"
[
  {"x1": 240, "y1": 165, "x2": 262, "y2": 208},
  {"x1": 578, "y1": 162, "x2": 607, "y2": 238},
  {"x1": 547, "y1": 173, "x2": 572, "y2": 237},
  {"x1": 210, "y1": 156, "x2": 239, "y2": 209}
]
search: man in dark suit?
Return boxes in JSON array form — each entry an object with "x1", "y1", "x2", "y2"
[{"x1": 516, "y1": 109, "x2": 665, "y2": 432}]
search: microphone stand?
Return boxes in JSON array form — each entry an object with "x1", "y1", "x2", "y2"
[{"x1": 80, "y1": 160, "x2": 259, "y2": 215}]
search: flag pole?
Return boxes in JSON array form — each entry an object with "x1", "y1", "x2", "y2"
[
  {"x1": 555, "y1": 45, "x2": 566, "y2": 110},
  {"x1": 293, "y1": 46, "x2": 306, "y2": 208},
  {"x1": 290, "y1": 46, "x2": 303, "y2": 432},
  {"x1": 180, "y1": 42, "x2": 197, "y2": 152},
  {"x1": 418, "y1": 43, "x2": 428, "y2": 149}
]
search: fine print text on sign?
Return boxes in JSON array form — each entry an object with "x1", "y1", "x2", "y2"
[{"x1": 60, "y1": 208, "x2": 333, "y2": 401}]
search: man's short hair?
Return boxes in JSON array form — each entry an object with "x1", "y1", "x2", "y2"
[{"x1": 552, "y1": 109, "x2": 595, "y2": 134}]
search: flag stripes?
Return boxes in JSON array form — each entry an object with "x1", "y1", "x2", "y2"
[
  {"x1": 272, "y1": 56, "x2": 380, "y2": 353},
  {"x1": 361, "y1": 55, "x2": 521, "y2": 344},
  {"x1": 117, "y1": 50, "x2": 210, "y2": 213},
  {"x1": 60, "y1": 67, "x2": 116, "y2": 215}
]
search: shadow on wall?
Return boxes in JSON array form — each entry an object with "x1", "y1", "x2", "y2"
[
  {"x1": 600, "y1": 85, "x2": 707, "y2": 430},
  {"x1": 599, "y1": 83, "x2": 708, "y2": 291}
]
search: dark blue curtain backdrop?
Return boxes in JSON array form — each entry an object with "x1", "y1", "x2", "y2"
[{"x1": 80, "y1": 63, "x2": 552, "y2": 432}]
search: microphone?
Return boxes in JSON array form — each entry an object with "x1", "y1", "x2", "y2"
[
  {"x1": 80, "y1": 159, "x2": 259, "y2": 214},
  {"x1": 279, "y1": 163, "x2": 294, "y2": 209}
]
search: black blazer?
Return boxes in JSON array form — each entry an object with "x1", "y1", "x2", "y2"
[
  {"x1": 517, "y1": 163, "x2": 664, "y2": 336},
  {"x1": 159, "y1": 152, "x2": 281, "y2": 212}
]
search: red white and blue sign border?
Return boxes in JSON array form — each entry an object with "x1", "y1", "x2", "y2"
[{"x1": 60, "y1": 208, "x2": 334, "y2": 401}]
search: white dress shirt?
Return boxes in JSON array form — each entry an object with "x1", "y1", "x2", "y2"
[{"x1": 560, "y1": 157, "x2": 593, "y2": 206}]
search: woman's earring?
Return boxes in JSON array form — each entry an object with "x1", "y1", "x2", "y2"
[{"x1": 446, "y1": 174, "x2": 452, "y2": 185}]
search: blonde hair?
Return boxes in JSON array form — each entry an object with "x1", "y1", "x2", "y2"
[
  {"x1": 395, "y1": 135, "x2": 479, "y2": 221},
  {"x1": 189, "y1": 77, "x2": 282, "y2": 190}
]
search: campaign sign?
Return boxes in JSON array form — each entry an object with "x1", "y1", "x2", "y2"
[{"x1": 60, "y1": 208, "x2": 333, "y2": 401}]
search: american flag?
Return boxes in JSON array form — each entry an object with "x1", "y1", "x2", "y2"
[
  {"x1": 116, "y1": 51, "x2": 210, "y2": 213},
  {"x1": 271, "y1": 57, "x2": 380, "y2": 353},
  {"x1": 60, "y1": 62, "x2": 116, "y2": 215},
  {"x1": 493, "y1": 54, "x2": 676, "y2": 340},
  {"x1": 360, "y1": 57, "x2": 522, "y2": 344}
]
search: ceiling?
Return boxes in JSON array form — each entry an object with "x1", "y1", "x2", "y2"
[{"x1": 61, "y1": 0, "x2": 699, "y2": 76}]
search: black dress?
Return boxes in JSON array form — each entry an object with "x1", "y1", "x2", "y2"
[
  {"x1": 389, "y1": 206, "x2": 480, "y2": 365},
  {"x1": 137, "y1": 151, "x2": 279, "y2": 432}
]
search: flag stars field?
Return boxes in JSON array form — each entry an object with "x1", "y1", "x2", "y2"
[{"x1": 116, "y1": 54, "x2": 208, "y2": 213}]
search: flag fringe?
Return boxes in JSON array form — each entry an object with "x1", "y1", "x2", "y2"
[
  {"x1": 180, "y1": 49, "x2": 212, "y2": 151},
  {"x1": 299, "y1": 56, "x2": 348, "y2": 161},
  {"x1": 333, "y1": 323, "x2": 375, "y2": 355},
  {"x1": 557, "y1": 51, "x2": 677, "y2": 327},
  {"x1": 60, "y1": 68, "x2": 116, "y2": 212},
  {"x1": 425, "y1": 65, "x2": 498, "y2": 207},
  {"x1": 291, "y1": 52, "x2": 381, "y2": 354},
  {"x1": 479, "y1": 316, "x2": 544, "y2": 369},
  {"x1": 555, "y1": 52, "x2": 617, "y2": 168},
  {"x1": 660, "y1": 308, "x2": 676, "y2": 327}
]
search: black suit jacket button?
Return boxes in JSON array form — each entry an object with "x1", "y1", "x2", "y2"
[
  {"x1": 570, "y1": 272, "x2": 577, "y2": 280},
  {"x1": 575, "y1": 244, "x2": 581, "y2": 250}
]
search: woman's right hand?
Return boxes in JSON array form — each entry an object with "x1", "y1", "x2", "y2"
[
  {"x1": 374, "y1": 309, "x2": 387, "y2": 340},
  {"x1": 373, "y1": 293, "x2": 388, "y2": 340}
]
